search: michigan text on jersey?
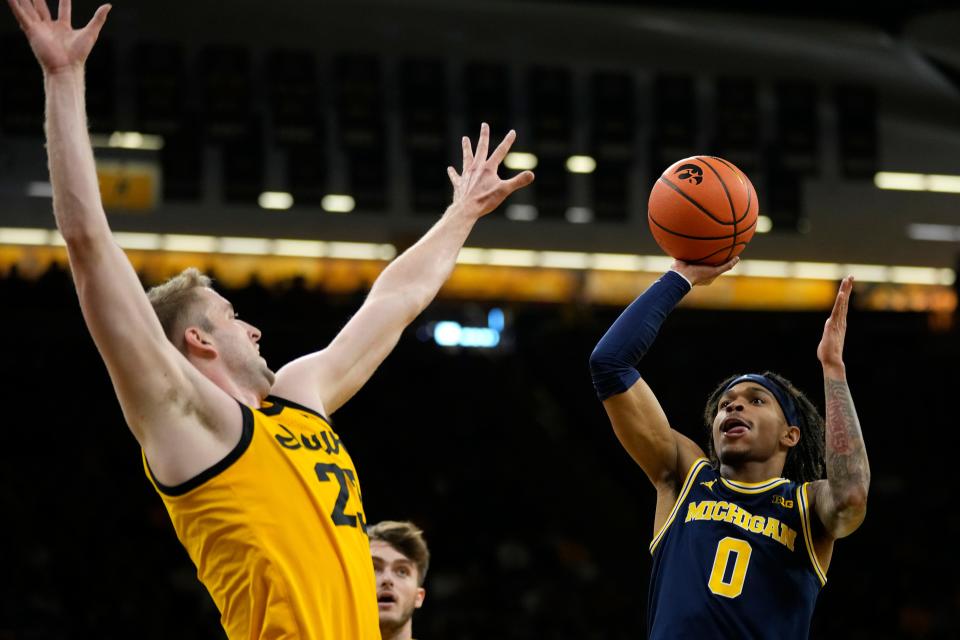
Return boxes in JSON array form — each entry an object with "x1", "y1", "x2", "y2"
[{"x1": 684, "y1": 500, "x2": 798, "y2": 551}]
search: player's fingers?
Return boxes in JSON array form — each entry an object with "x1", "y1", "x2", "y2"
[
  {"x1": 473, "y1": 122, "x2": 490, "y2": 165},
  {"x1": 461, "y1": 136, "x2": 474, "y2": 171},
  {"x1": 716, "y1": 256, "x2": 740, "y2": 274},
  {"x1": 82, "y1": 3, "x2": 109, "y2": 38},
  {"x1": 7, "y1": 0, "x2": 30, "y2": 29},
  {"x1": 840, "y1": 287, "x2": 852, "y2": 326},
  {"x1": 486, "y1": 129, "x2": 516, "y2": 167},
  {"x1": 30, "y1": 0, "x2": 51, "y2": 21},
  {"x1": 500, "y1": 170, "x2": 535, "y2": 194},
  {"x1": 14, "y1": 0, "x2": 41, "y2": 23},
  {"x1": 833, "y1": 278, "x2": 851, "y2": 319},
  {"x1": 842, "y1": 277, "x2": 854, "y2": 320},
  {"x1": 447, "y1": 166, "x2": 460, "y2": 188},
  {"x1": 829, "y1": 293, "x2": 843, "y2": 323},
  {"x1": 57, "y1": 0, "x2": 69, "y2": 23}
]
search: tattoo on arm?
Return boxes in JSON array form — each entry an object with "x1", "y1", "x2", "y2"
[{"x1": 824, "y1": 377, "x2": 870, "y2": 499}]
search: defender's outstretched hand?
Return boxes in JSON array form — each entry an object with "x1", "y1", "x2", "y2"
[
  {"x1": 7, "y1": 0, "x2": 111, "y2": 74},
  {"x1": 447, "y1": 123, "x2": 535, "y2": 219},
  {"x1": 818, "y1": 276, "x2": 853, "y2": 374},
  {"x1": 671, "y1": 257, "x2": 739, "y2": 287}
]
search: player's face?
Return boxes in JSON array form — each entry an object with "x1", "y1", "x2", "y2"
[
  {"x1": 371, "y1": 540, "x2": 425, "y2": 634},
  {"x1": 198, "y1": 288, "x2": 275, "y2": 393},
  {"x1": 712, "y1": 383, "x2": 794, "y2": 467}
]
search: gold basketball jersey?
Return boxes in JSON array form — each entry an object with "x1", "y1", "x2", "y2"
[{"x1": 143, "y1": 396, "x2": 380, "y2": 640}]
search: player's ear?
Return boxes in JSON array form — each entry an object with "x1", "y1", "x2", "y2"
[
  {"x1": 414, "y1": 587, "x2": 425, "y2": 609},
  {"x1": 184, "y1": 326, "x2": 217, "y2": 358},
  {"x1": 781, "y1": 425, "x2": 801, "y2": 448}
]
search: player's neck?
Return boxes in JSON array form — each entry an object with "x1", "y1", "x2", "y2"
[
  {"x1": 719, "y1": 459, "x2": 786, "y2": 484},
  {"x1": 216, "y1": 375, "x2": 263, "y2": 408},
  {"x1": 195, "y1": 359, "x2": 264, "y2": 408},
  {"x1": 380, "y1": 621, "x2": 414, "y2": 640}
]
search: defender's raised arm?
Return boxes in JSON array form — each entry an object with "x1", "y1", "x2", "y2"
[
  {"x1": 8, "y1": 0, "x2": 239, "y2": 472},
  {"x1": 8, "y1": 0, "x2": 111, "y2": 237},
  {"x1": 272, "y1": 124, "x2": 534, "y2": 416}
]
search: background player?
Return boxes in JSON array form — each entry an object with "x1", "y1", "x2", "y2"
[
  {"x1": 369, "y1": 521, "x2": 430, "y2": 640},
  {"x1": 5, "y1": 0, "x2": 533, "y2": 637},
  {"x1": 589, "y1": 259, "x2": 870, "y2": 638}
]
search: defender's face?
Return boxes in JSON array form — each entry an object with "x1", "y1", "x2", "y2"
[
  {"x1": 371, "y1": 540, "x2": 424, "y2": 631},
  {"x1": 712, "y1": 383, "x2": 792, "y2": 466},
  {"x1": 196, "y1": 288, "x2": 275, "y2": 389}
]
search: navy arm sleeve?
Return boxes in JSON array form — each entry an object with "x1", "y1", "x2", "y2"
[{"x1": 589, "y1": 270, "x2": 692, "y2": 401}]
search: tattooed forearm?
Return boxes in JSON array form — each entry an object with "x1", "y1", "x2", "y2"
[{"x1": 824, "y1": 377, "x2": 870, "y2": 499}]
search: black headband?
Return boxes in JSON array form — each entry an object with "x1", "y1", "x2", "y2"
[{"x1": 723, "y1": 374, "x2": 801, "y2": 428}]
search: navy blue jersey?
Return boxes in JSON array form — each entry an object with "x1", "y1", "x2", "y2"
[{"x1": 648, "y1": 458, "x2": 826, "y2": 639}]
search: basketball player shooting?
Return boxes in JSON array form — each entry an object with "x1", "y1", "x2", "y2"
[
  {"x1": 589, "y1": 260, "x2": 869, "y2": 638},
  {"x1": 6, "y1": 1, "x2": 533, "y2": 637}
]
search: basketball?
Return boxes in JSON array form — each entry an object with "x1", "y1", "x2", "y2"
[{"x1": 647, "y1": 156, "x2": 759, "y2": 265}]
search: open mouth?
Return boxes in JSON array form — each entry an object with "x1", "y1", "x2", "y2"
[
  {"x1": 377, "y1": 593, "x2": 397, "y2": 606},
  {"x1": 720, "y1": 417, "x2": 750, "y2": 437}
]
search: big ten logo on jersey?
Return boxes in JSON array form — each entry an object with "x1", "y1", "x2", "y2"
[
  {"x1": 273, "y1": 418, "x2": 367, "y2": 533},
  {"x1": 772, "y1": 495, "x2": 794, "y2": 509}
]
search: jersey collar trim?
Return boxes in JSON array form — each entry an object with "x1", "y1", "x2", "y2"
[
  {"x1": 720, "y1": 476, "x2": 790, "y2": 494},
  {"x1": 262, "y1": 395, "x2": 333, "y2": 425}
]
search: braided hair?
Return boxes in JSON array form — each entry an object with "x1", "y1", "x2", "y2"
[{"x1": 702, "y1": 371, "x2": 825, "y2": 483}]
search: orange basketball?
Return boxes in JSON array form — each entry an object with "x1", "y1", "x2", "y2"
[{"x1": 647, "y1": 156, "x2": 759, "y2": 265}]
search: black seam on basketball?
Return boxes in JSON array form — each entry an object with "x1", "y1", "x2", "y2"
[
  {"x1": 700, "y1": 157, "x2": 737, "y2": 223},
  {"x1": 706, "y1": 156, "x2": 755, "y2": 261},
  {"x1": 649, "y1": 213, "x2": 746, "y2": 240},
  {"x1": 709, "y1": 156, "x2": 754, "y2": 224},
  {"x1": 700, "y1": 157, "x2": 739, "y2": 262},
  {"x1": 657, "y1": 177, "x2": 737, "y2": 226}
]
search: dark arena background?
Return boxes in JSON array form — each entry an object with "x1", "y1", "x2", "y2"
[{"x1": 2, "y1": 1, "x2": 960, "y2": 638}]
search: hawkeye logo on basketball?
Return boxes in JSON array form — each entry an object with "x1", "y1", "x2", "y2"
[
  {"x1": 675, "y1": 163, "x2": 703, "y2": 185},
  {"x1": 684, "y1": 500, "x2": 797, "y2": 551}
]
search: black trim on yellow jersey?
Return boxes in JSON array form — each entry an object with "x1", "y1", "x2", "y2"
[
  {"x1": 264, "y1": 395, "x2": 334, "y2": 426},
  {"x1": 148, "y1": 402, "x2": 254, "y2": 497}
]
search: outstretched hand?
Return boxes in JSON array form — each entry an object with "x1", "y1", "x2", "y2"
[
  {"x1": 447, "y1": 123, "x2": 535, "y2": 219},
  {"x1": 7, "y1": 0, "x2": 111, "y2": 74},
  {"x1": 671, "y1": 257, "x2": 740, "y2": 287},
  {"x1": 817, "y1": 276, "x2": 853, "y2": 374}
]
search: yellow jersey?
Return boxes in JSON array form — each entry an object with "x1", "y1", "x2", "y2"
[{"x1": 144, "y1": 395, "x2": 380, "y2": 640}]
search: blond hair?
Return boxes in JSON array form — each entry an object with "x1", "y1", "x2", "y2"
[
  {"x1": 368, "y1": 521, "x2": 431, "y2": 586},
  {"x1": 146, "y1": 267, "x2": 214, "y2": 352}
]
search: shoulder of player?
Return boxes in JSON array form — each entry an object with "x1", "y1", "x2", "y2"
[
  {"x1": 134, "y1": 361, "x2": 248, "y2": 474},
  {"x1": 656, "y1": 439, "x2": 711, "y2": 499},
  {"x1": 798, "y1": 478, "x2": 827, "y2": 508},
  {"x1": 268, "y1": 370, "x2": 331, "y2": 422},
  {"x1": 130, "y1": 355, "x2": 238, "y2": 431},
  {"x1": 670, "y1": 432, "x2": 710, "y2": 487}
]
